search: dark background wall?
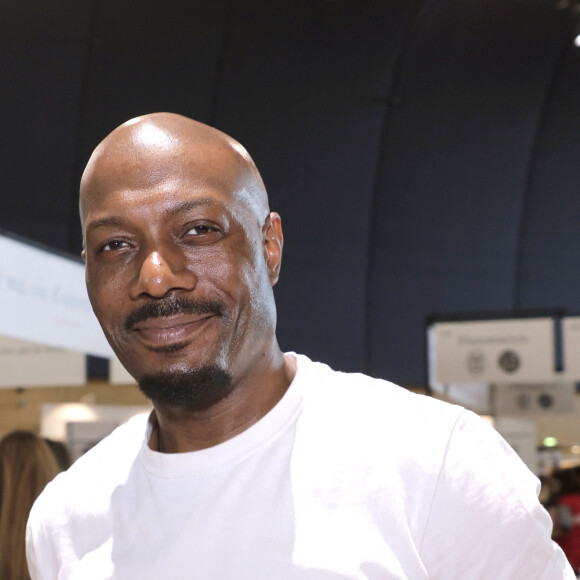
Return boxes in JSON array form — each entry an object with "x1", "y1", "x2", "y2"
[{"x1": 2, "y1": 0, "x2": 580, "y2": 385}]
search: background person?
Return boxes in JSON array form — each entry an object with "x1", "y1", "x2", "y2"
[
  {"x1": 43, "y1": 438, "x2": 71, "y2": 472},
  {"x1": 550, "y1": 467, "x2": 580, "y2": 575},
  {"x1": 0, "y1": 431, "x2": 61, "y2": 580}
]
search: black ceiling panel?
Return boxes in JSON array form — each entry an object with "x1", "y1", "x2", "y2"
[
  {"x1": 67, "y1": 0, "x2": 228, "y2": 254},
  {"x1": 519, "y1": 42, "x2": 580, "y2": 312},
  {"x1": 2, "y1": 0, "x2": 579, "y2": 384},
  {"x1": 0, "y1": 1, "x2": 92, "y2": 251},
  {"x1": 366, "y1": 0, "x2": 571, "y2": 382},
  {"x1": 212, "y1": 0, "x2": 415, "y2": 371}
]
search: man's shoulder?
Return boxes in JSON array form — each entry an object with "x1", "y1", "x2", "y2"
[
  {"x1": 295, "y1": 353, "x2": 464, "y2": 428},
  {"x1": 292, "y1": 353, "x2": 475, "y2": 475}
]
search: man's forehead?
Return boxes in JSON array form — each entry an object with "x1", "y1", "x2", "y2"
[
  {"x1": 81, "y1": 170, "x2": 266, "y2": 237},
  {"x1": 86, "y1": 136, "x2": 243, "y2": 187},
  {"x1": 83, "y1": 174, "x2": 255, "y2": 216},
  {"x1": 84, "y1": 195, "x2": 235, "y2": 234}
]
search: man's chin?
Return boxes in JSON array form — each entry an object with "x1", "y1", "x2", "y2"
[{"x1": 138, "y1": 365, "x2": 233, "y2": 410}]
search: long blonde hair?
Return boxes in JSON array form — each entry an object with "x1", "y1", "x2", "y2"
[{"x1": 0, "y1": 431, "x2": 62, "y2": 580}]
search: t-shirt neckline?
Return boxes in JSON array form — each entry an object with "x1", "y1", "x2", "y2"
[{"x1": 139, "y1": 352, "x2": 306, "y2": 478}]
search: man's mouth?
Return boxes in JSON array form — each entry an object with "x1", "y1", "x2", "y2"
[{"x1": 131, "y1": 313, "x2": 216, "y2": 347}]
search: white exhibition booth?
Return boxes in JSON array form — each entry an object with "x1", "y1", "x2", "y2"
[
  {"x1": 0, "y1": 232, "x2": 112, "y2": 358},
  {"x1": 428, "y1": 316, "x2": 580, "y2": 412},
  {"x1": 0, "y1": 230, "x2": 136, "y2": 385},
  {"x1": 428, "y1": 316, "x2": 580, "y2": 472},
  {"x1": 0, "y1": 231, "x2": 146, "y2": 451}
]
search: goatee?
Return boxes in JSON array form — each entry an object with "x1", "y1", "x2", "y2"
[{"x1": 138, "y1": 365, "x2": 233, "y2": 409}]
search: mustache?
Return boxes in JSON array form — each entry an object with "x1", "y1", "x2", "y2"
[{"x1": 124, "y1": 297, "x2": 225, "y2": 331}]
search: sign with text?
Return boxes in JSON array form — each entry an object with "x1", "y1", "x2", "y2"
[
  {"x1": 0, "y1": 233, "x2": 112, "y2": 357},
  {"x1": 429, "y1": 318, "x2": 555, "y2": 385}
]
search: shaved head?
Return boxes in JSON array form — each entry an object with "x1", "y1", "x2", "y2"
[{"x1": 80, "y1": 112, "x2": 270, "y2": 237}]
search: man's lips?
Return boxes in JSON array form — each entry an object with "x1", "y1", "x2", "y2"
[{"x1": 130, "y1": 314, "x2": 215, "y2": 346}]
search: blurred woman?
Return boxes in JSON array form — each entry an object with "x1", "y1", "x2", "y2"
[
  {"x1": 551, "y1": 467, "x2": 580, "y2": 575},
  {"x1": 0, "y1": 431, "x2": 62, "y2": 579}
]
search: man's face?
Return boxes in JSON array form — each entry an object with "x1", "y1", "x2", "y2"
[{"x1": 81, "y1": 133, "x2": 280, "y2": 402}]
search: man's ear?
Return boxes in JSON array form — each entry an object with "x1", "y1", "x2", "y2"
[
  {"x1": 262, "y1": 212, "x2": 283, "y2": 285},
  {"x1": 81, "y1": 248, "x2": 86, "y2": 262}
]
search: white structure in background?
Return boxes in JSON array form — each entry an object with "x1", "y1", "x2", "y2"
[
  {"x1": 494, "y1": 383, "x2": 576, "y2": 416},
  {"x1": 0, "y1": 232, "x2": 134, "y2": 389},
  {"x1": 429, "y1": 318, "x2": 556, "y2": 385},
  {"x1": 563, "y1": 317, "x2": 580, "y2": 380},
  {"x1": 428, "y1": 317, "x2": 576, "y2": 416},
  {"x1": 41, "y1": 403, "x2": 151, "y2": 462},
  {"x1": 0, "y1": 334, "x2": 85, "y2": 387},
  {"x1": 494, "y1": 417, "x2": 539, "y2": 476},
  {"x1": 1, "y1": 232, "x2": 143, "y2": 456},
  {"x1": 0, "y1": 231, "x2": 113, "y2": 358},
  {"x1": 427, "y1": 317, "x2": 578, "y2": 473}
]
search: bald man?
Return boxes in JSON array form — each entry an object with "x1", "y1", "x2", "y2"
[
  {"x1": 78, "y1": 113, "x2": 292, "y2": 452},
  {"x1": 26, "y1": 114, "x2": 574, "y2": 579}
]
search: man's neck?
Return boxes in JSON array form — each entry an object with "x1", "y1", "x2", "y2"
[{"x1": 149, "y1": 351, "x2": 296, "y2": 453}]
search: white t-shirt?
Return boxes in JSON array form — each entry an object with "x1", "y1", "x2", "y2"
[{"x1": 26, "y1": 354, "x2": 574, "y2": 579}]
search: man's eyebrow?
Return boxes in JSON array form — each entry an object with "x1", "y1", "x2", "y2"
[
  {"x1": 85, "y1": 216, "x2": 128, "y2": 232},
  {"x1": 165, "y1": 198, "x2": 221, "y2": 217}
]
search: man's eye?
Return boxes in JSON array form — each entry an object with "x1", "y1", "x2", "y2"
[
  {"x1": 186, "y1": 224, "x2": 219, "y2": 237},
  {"x1": 183, "y1": 224, "x2": 222, "y2": 245},
  {"x1": 101, "y1": 240, "x2": 128, "y2": 252}
]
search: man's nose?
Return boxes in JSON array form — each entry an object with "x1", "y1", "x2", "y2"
[{"x1": 129, "y1": 250, "x2": 197, "y2": 299}]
